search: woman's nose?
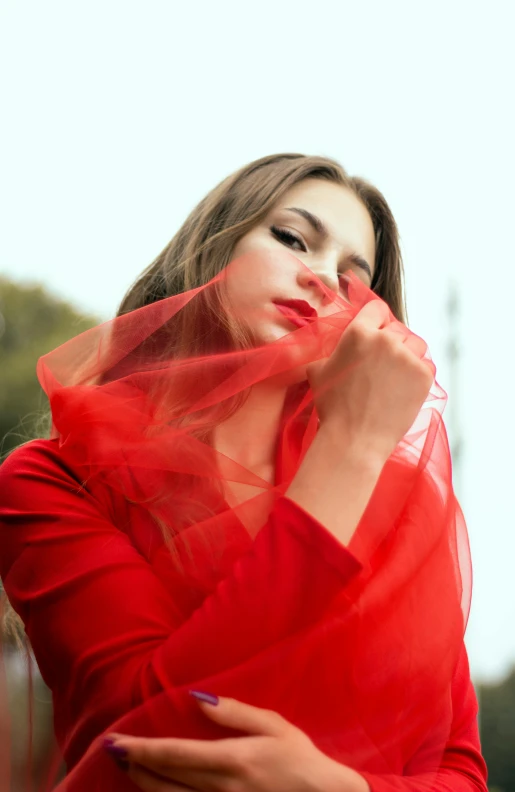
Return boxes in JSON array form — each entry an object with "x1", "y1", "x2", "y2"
[{"x1": 297, "y1": 265, "x2": 339, "y2": 304}]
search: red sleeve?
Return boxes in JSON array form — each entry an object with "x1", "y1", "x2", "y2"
[
  {"x1": 0, "y1": 440, "x2": 361, "y2": 755},
  {"x1": 361, "y1": 646, "x2": 488, "y2": 792},
  {"x1": 0, "y1": 441, "x2": 488, "y2": 792}
]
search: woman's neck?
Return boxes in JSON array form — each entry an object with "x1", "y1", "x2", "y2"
[{"x1": 212, "y1": 382, "x2": 287, "y2": 477}]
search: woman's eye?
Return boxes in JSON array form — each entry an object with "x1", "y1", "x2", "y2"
[
  {"x1": 338, "y1": 273, "x2": 351, "y2": 301},
  {"x1": 270, "y1": 226, "x2": 307, "y2": 252}
]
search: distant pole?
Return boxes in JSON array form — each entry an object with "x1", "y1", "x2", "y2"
[
  {"x1": 446, "y1": 283, "x2": 463, "y2": 498},
  {"x1": 446, "y1": 283, "x2": 482, "y2": 728}
]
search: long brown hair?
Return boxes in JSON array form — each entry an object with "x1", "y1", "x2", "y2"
[
  {"x1": 2, "y1": 154, "x2": 407, "y2": 642},
  {"x1": 118, "y1": 153, "x2": 406, "y2": 326}
]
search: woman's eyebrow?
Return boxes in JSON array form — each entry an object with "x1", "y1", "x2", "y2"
[
  {"x1": 284, "y1": 207, "x2": 328, "y2": 237},
  {"x1": 284, "y1": 207, "x2": 373, "y2": 281},
  {"x1": 348, "y1": 253, "x2": 373, "y2": 281}
]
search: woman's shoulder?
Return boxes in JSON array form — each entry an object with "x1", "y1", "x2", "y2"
[
  {"x1": 0, "y1": 437, "x2": 138, "y2": 547},
  {"x1": 0, "y1": 438, "x2": 118, "y2": 521},
  {"x1": 0, "y1": 437, "x2": 78, "y2": 490}
]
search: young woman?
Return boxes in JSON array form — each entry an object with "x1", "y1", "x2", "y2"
[{"x1": 0, "y1": 154, "x2": 487, "y2": 791}]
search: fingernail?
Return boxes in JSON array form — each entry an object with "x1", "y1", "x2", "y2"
[
  {"x1": 189, "y1": 689, "x2": 219, "y2": 706},
  {"x1": 103, "y1": 737, "x2": 128, "y2": 759},
  {"x1": 102, "y1": 737, "x2": 129, "y2": 770}
]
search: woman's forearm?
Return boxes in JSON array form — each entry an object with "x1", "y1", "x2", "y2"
[{"x1": 285, "y1": 423, "x2": 387, "y2": 547}]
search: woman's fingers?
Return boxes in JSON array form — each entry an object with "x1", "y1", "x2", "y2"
[
  {"x1": 103, "y1": 696, "x2": 294, "y2": 791},
  {"x1": 403, "y1": 334, "x2": 427, "y2": 359},
  {"x1": 377, "y1": 314, "x2": 429, "y2": 361},
  {"x1": 382, "y1": 324, "x2": 435, "y2": 381},
  {"x1": 102, "y1": 700, "x2": 344, "y2": 792},
  {"x1": 105, "y1": 733, "x2": 232, "y2": 772},
  {"x1": 354, "y1": 298, "x2": 430, "y2": 362},
  {"x1": 422, "y1": 358, "x2": 437, "y2": 379},
  {"x1": 128, "y1": 762, "x2": 191, "y2": 792},
  {"x1": 191, "y1": 693, "x2": 288, "y2": 737},
  {"x1": 384, "y1": 324, "x2": 428, "y2": 359},
  {"x1": 353, "y1": 298, "x2": 390, "y2": 330}
]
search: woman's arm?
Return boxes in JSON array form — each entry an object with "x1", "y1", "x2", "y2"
[
  {"x1": 98, "y1": 645, "x2": 486, "y2": 792},
  {"x1": 92, "y1": 643, "x2": 486, "y2": 792},
  {"x1": 0, "y1": 438, "x2": 365, "y2": 765}
]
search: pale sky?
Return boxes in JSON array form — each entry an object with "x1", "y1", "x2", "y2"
[{"x1": 1, "y1": 0, "x2": 514, "y2": 681}]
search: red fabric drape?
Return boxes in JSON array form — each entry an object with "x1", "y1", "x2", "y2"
[{"x1": 0, "y1": 252, "x2": 485, "y2": 790}]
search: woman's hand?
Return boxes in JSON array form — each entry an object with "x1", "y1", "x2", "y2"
[
  {"x1": 103, "y1": 692, "x2": 370, "y2": 792},
  {"x1": 307, "y1": 298, "x2": 435, "y2": 463}
]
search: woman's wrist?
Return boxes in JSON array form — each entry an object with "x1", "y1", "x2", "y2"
[
  {"x1": 316, "y1": 419, "x2": 391, "y2": 472},
  {"x1": 317, "y1": 756, "x2": 371, "y2": 792}
]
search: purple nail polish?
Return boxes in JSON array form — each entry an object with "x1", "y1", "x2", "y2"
[
  {"x1": 189, "y1": 689, "x2": 219, "y2": 706},
  {"x1": 102, "y1": 737, "x2": 128, "y2": 762}
]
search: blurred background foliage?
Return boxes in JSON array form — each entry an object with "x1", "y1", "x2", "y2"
[
  {"x1": 0, "y1": 276, "x2": 99, "y2": 456},
  {"x1": 0, "y1": 276, "x2": 513, "y2": 791}
]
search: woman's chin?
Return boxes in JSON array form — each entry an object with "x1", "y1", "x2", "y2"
[
  {"x1": 264, "y1": 364, "x2": 309, "y2": 388},
  {"x1": 246, "y1": 323, "x2": 311, "y2": 386}
]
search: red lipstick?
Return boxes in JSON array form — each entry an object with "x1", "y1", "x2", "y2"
[
  {"x1": 273, "y1": 299, "x2": 317, "y2": 328},
  {"x1": 272, "y1": 299, "x2": 317, "y2": 318}
]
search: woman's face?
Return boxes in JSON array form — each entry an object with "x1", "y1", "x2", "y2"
[{"x1": 225, "y1": 178, "x2": 377, "y2": 346}]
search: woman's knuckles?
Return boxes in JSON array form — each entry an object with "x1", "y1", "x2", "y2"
[{"x1": 262, "y1": 708, "x2": 289, "y2": 729}]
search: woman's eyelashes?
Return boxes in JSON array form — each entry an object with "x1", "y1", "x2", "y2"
[
  {"x1": 270, "y1": 226, "x2": 307, "y2": 252},
  {"x1": 271, "y1": 226, "x2": 355, "y2": 296},
  {"x1": 338, "y1": 273, "x2": 351, "y2": 300}
]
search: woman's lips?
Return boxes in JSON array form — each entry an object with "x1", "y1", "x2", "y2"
[
  {"x1": 273, "y1": 299, "x2": 317, "y2": 318},
  {"x1": 274, "y1": 303, "x2": 313, "y2": 328}
]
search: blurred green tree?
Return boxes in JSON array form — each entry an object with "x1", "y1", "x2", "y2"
[
  {"x1": 0, "y1": 277, "x2": 100, "y2": 455},
  {"x1": 0, "y1": 277, "x2": 100, "y2": 788},
  {"x1": 478, "y1": 668, "x2": 515, "y2": 792}
]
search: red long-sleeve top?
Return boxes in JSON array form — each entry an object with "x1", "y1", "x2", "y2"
[{"x1": 0, "y1": 439, "x2": 487, "y2": 791}]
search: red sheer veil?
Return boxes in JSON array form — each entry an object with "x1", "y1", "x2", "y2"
[{"x1": 2, "y1": 250, "x2": 470, "y2": 790}]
